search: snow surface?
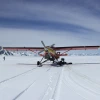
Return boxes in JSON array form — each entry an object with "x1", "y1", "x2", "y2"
[{"x1": 0, "y1": 56, "x2": 100, "y2": 100}]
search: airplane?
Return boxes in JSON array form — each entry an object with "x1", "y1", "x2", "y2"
[{"x1": 1, "y1": 41, "x2": 100, "y2": 66}]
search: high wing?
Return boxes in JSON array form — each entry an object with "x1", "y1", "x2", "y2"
[
  {"x1": 53, "y1": 46, "x2": 100, "y2": 51},
  {"x1": 3, "y1": 47, "x2": 44, "y2": 51},
  {"x1": 3, "y1": 46, "x2": 100, "y2": 51}
]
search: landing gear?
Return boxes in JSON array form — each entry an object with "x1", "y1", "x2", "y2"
[
  {"x1": 57, "y1": 61, "x2": 66, "y2": 66},
  {"x1": 58, "y1": 58, "x2": 66, "y2": 66},
  {"x1": 37, "y1": 57, "x2": 72, "y2": 67},
  {"x1": 37, "y1": 57, "x2": 49, "y2": 67},
  {"x1": 61, "y1": 58, "x2": 65, "y2": 62},
  {"x1": 37, "y1": 61, "x2": 42, "y2": 67},
  {"x1": 57, "y1": 61, "x2": 63, "y2": 66},
  {"x1": 57, "y1": 58, "x2": 72, "y2": 66}
]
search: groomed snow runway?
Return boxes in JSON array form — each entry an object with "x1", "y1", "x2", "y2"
[{"x1": 0, "y1": 56, "x2": 100, "y2": 100}]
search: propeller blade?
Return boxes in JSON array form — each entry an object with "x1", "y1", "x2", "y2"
[
  {"x1": 41, "y1": 41, "x2": 52, "y2": 58},
  {"x1": 50, "y1": 44, "x2": 55, "y2": 47},
  {"x1": 41, "y1": 41, "x2": 48, "y2": 51},
  {"x1": 41, "y1": 41, "x2": 46, "y2": 48},
  {"x1": 38, "y1": 49, "x2": 44, "y2": 54}
]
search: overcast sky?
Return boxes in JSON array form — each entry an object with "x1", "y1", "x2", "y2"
[{"x1": 0, "y1": 0, "x2": 100, "y2": 47}]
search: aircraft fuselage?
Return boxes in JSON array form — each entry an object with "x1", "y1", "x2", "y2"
[{"x1": 44, "y1": 46, "x2": 59, "y2": 61}]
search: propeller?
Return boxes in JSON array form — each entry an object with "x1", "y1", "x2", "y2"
[
  {"x1": 38, "y1": 49, "x2": 44, "y2": 54},
  {"x1": 41, "y1": 41, "x2": 48, "y2": 51},
  {"x1": 50, "y1": 44, "x2": 55, "y2": 47},
  {"x1": 38, "y1": 41, "x2": 52, "y2": 58},
  {"x1": 38, "y1": 41, "x2": 47, "y2": 54},
  {"x1": 41, "y1": 41, "x2": 53, "y2": 58}
]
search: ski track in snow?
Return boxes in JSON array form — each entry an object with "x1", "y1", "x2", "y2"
[
  {"x1": 40, "y1": 67, "x2": 63, "y2": 100},
  {"x1": 13, "y1": 67, "x2": 52, "y2": 100},
  {"x1": 0, "y1": 68, "x2": 37, "y2": 84},
  {"x1": 15, "y1": 67, "x2": 63, "y2": 100},
  {"x1": 68, "y1": 66, "x2": 100, "y2": 94},
  {"x1": 13, "y1": 80, "x2": 36, "y2": 100},
  {"x1": 0, "y1": 56, "x2": 100, "y2": 100},
  {"x1": 62, "y1": 65, "x2": 100, "y2": 100}
]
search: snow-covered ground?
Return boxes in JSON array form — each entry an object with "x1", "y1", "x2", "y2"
[{"x1": 0, "y1": 56, "x2": 100, "y2": 100}]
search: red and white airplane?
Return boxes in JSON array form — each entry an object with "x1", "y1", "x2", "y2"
[{"x1": 1, "y1": 41, "x2": 100, "y2": 66}]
